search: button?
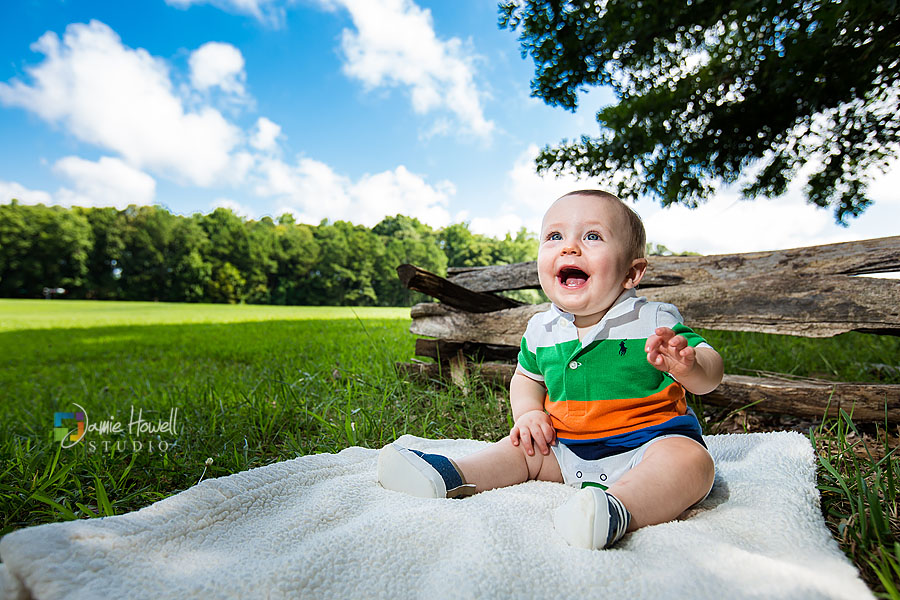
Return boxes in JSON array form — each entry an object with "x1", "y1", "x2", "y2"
[{"x1": 568, "y1": 361, "x2": 579, "y2": 370}]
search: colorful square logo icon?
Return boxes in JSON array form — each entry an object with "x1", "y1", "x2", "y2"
[{"x1": 53, "y1": 410, "x2": 85, "y2": 444}]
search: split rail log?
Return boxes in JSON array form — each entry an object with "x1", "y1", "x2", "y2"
[
  {"x1": 397, "y1": 363, "x2": 900, "y2": 422},
  {"x1": 408, "y1": 272, "x2": 900, "y2": 342},
  {"x1": 396, "y1": 236, "x2": 900, "y2": 422},
  {"x1": 446, "y1": 235, "x2": 900, "y2": 291},
  {"x1": 396, "y1": 264, "x2": 521, "y2": 313}
]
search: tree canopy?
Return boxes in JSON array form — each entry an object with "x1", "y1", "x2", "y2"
[
  {"x1": 500, "y1": 0, "x2": 900, "y2": 223},
  {"x1": 0, "y1": 201, "x2": 537, "y2": 306}
]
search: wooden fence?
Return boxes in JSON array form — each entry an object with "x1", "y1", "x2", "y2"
[{"x1": 396, "y1": 236, "x2": 900, "y2": 422}]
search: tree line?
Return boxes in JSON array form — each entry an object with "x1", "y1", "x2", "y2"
[{"x1": 0, "y1": 201, "x2": 537, "y2": 306}]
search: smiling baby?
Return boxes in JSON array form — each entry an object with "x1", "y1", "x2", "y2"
[{"x1": 377, "y1": 190, "x2": 724, "y2": 550}]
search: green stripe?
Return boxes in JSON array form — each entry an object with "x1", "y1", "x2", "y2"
[
  {"x1": 672, "y1": 323, "x2": 706, "y2": 347},
  {"x1": 538, "y1": 338, "x2": 673, "y2": 402},
  {"x1": 517, "y1": 335, "x2": 540, "y2": 376}
]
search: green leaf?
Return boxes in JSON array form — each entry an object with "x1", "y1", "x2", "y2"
[
  {"x1": 30, "y1": 492, "x2": 77, "y2": 521},
  {"x1": 93, "y1": 475, "x2": 115, "y2": 517}
]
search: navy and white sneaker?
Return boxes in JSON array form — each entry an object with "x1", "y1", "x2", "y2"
[
  {"x1": 553, "y1": 487, "x2": 631, "y2": 549},
  {"x1": 377, "y1": 443, "x2": 476, "y2": 499}
]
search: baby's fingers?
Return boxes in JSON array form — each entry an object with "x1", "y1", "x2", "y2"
[
  {"x1": 666, "y1": 334, "x2": 688, "y2": 352},
  {"x1": 541, "y1": 422, "x2": 557, "y2": 446},
  {"x1": 509, "y1": 426, "x2": 521, "y2": 446},
  {"x1": 519, "y1": 429, "x2": 535, "y2": 456},
  {"x1": 678, "y1": 344, "x2": 696, "y2": 361},
  {"x1": 532, "y1": 430, "x2": 550, "y2": 456},
  {"x1": 645, "y1": 341, "x2": 662, "y2": 363},
  {"x1": 654, "y1": 327, "x2": 676, "y2": 342}
]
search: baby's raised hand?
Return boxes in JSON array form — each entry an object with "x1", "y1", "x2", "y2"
[
  {"x1": 645, "y1": 326, "x2": 696, "y2": 379},
  {"x1": 510, "y1": 410, "x2": 556, "y2": 456}
]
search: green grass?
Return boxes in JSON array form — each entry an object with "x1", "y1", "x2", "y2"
[
  {"x1": 0, "y1": 299, "x2": 514, "y2": 536},
  {"x1": 0, "y1": 298, "x2": 410, "y2": 330},
  {"x1": 813, "y1": 411, "x2": 900, "y2": 599},
  {"x1": 0, "y1": 299, "x2": 897, "y2": 596}
]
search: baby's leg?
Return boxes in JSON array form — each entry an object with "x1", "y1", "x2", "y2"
[
  {"x1": 606, "y1": 436, "x2": 715, "y2": 531},
  {"x1": 454, "y1": 437, "x2": 563, "y2": 493},
  {"x1": 378, "y1": 437, "x2": 563, "y2": 498}
]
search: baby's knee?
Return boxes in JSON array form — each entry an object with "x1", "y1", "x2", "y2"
[
  {"x1": 675, "y1": 439, "x2": 715, "y2": 486},
  {"x1": 499, "y1": 436, "x2": 555, "y2": 481},
  {"x1": 650, "y1": 437, "x2": 715, "y2": 484}
]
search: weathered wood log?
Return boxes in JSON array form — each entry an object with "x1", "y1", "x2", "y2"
[
  {"x1": 396, "y1": 361, "x2": 515, "y2": 389},
  {"x1": 447, "y1": 261, "x2": 539, "y2": 292},
  {"x1": 410, "y1": 302, "x2": 545, "y2": 346},
  {"x1": 415, "y1": 338, "x2": 520, "y2": 363},
  {"x1": 446, "y1": 235, "x2": 900, "y2": 292},
  {"x1": 411, "y1": 274, "x2": 900, "y2": 339},
  {"x1": 702, "y1": 374, "x2": 900, "y2": 422},
  {"x1": 395, "y1": 362, "x2": 900, "y2": 422},
  {"x1": 644, "y1": 274, "x2": 900, "y2": 337},
  {"x1": 397, "y1": 264, "x2": 521, "y2": 313}
]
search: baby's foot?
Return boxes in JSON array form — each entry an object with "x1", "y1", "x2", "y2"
[
  {"x1": 377, "y1": 443, "x2": 476, "y2": 499},
  {"x1": 553, "y1": 487, "x2": 631, "y2": 549}
]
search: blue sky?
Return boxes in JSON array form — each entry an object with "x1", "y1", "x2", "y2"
[{"x1": 1, "y1": 0, "x2": 898, "y2": 256}]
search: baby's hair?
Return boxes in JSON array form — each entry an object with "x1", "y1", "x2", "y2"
[{"x1": 559, "y1": 190, "x2": 646, "y2": 262}]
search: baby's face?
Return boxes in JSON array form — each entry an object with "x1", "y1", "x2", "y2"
[{"x1": 537, "y1": 194, "x2": 636, "y2": 327}]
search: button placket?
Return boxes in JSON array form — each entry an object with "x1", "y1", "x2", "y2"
[{"x1": 566, "y1": 348, "x2": 586, "y2": 417}]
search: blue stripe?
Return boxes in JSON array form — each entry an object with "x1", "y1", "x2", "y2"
[
  {"x1": 409, "y1": 449, "x2": 463, "y2": 491},
  {"x1": 558, "y1": 409, "x2": 706, "y2": 461}
]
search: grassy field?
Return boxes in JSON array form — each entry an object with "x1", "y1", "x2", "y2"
[{"x1": 0, "y1": 300, "x2": 897, "y2": 596}]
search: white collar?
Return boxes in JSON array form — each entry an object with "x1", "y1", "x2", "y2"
[{"x1": 542, "y1": 288, "x2": 642, "y2": 344}]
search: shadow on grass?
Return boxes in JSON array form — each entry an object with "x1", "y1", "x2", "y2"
[{"x1": 0, "y1": 318, "x2": 419, "y2": 535}]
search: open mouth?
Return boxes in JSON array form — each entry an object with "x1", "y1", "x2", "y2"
[{"x1": 558, "y1": 266, "x2": 589, "y2": 288}]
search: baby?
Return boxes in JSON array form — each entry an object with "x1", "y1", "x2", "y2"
[{"x1": 378, "y1": 190, "x2": 723, "y2": 549}]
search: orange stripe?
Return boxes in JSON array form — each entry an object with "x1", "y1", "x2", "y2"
[{"x1": 544, "y1": 383, "x2": 687, "y2": 440}]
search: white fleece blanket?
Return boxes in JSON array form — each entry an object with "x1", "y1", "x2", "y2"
[{"x1": 0, "y1": 432, "x2": 871, "y2": 600}]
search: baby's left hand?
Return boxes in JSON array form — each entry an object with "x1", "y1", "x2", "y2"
[{"x1": 645, "y1": 327, "x2": 696, "y2": 379}]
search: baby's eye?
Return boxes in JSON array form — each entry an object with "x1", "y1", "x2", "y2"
[
  {"x1": 546, "y1": 232, "x2": 562, "y2": 241},
  {"x1": 584, "y1": 231, "x2": 602, "y2": 241}
]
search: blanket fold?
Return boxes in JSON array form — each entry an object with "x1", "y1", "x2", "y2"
[{"x1": 0, "y1": 432, "x2": 872, "y2": 599}]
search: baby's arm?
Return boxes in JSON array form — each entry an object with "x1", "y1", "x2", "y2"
[
  {"x1": 645, "y1": 327, "x2": 724, "y2": 395},
  {"x1": 508, "y1": 372, "x2": 556, "y2": 456}
]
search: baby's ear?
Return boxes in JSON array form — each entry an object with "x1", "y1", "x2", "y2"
[{"x1": 623, "y1": 258, "x2": 648, "y2": 289}]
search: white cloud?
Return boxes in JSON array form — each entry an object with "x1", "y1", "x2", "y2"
[
  {"x1": 258, "y1": 155, "x2": 453, "y2": 228},
  {"x1": 638, "y1": 157, "x2": 900, "y2": 255},
  {"x1": 256, "y1": 156, "x2": 352, "y2": 214},
  {"x1": 0, "y1": 180, "x2": 54, "y2": 206},
  {"x1": 54, "y1": 156, "x2": 156, "y2": 208},
  {"x1": 326, "y1": 0, "x2": 494, "y2": 139},
  {"x1": 0, "y1": 21, "x2": 243, "y2": 187},
  {"x1": 866, "y1": 160, "x2": 900, "y2": 208},
  {"x1": 165, "y1": 0, "x2": 286, "y2": 27},
  {"x1": 494, "y1": 145, "x2": 900, "y2": 254},
  {"x1": 507, "y1": 144, "x2": 594, "y2": 215},
  {"x1": 250, "y1": 117, "x2": 282, "y2": 151},
  {"x1": 189, "y1": 41, "x2": 247, "y2": 95},
  {"x1": 212, "y1": 197, "x2": 254, "y2": 218},
  {"x1": 350, "y1": 164, "x2": 454, "y2": 227},
  {"x1": 469, "y1": 214, "x2": 525, "y2": 239},
  {"x1": 0, "y1": 155, "x2": 155, "y2": 211},
  {"x1": 469, "y1": 144, "x2": 593, "y2": 239}
]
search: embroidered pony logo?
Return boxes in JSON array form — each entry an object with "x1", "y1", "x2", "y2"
[{"x1": 618, "y1": 341, "x2": 627, "y2": 356}]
